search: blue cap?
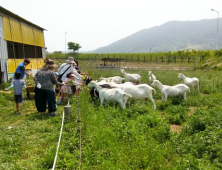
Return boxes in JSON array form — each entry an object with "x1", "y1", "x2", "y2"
[{"x1": 55, "y1": 72, "x2": 59, "y2": 76}]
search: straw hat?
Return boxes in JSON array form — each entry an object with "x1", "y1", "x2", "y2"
[
  {"x1": 41, "y1": 58, "x2": 57, "y2": 69},
  {"x1": 46, "y1": 59, "x2": 57, "y2": 68}
]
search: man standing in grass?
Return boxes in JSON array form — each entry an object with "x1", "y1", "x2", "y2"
[
  {"x1": 5, "y1": 72, "x2": 26, "y2": 115},
  {"x1": 14, "y1": 58, "x2": 33, "y2": 79}
]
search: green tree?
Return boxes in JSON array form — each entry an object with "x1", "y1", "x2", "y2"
[{"x1": 67, "y1": 42, "x2": 82, "y2": 53}]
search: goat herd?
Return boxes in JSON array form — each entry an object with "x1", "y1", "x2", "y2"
[{"x1": 84, "y1": 69, "x2": 200, "y2": 110}]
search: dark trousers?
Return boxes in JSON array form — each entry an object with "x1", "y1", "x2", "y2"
[{"x1": 34, "y1": 88, "x2": 56, "y2": 112}]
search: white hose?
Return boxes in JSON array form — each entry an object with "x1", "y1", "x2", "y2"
[{"x1": 52, "y1": 110, "x2": 65, "y2": 170}]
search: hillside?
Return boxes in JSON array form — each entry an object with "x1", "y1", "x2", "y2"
[{"x1": 92, "y1": 18, "x2": 222, "y2": 53}]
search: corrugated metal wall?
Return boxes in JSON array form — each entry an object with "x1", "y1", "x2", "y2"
[
  {"x1": 0, "y1": 16, "x2": 8, "y2": 83},
  {"x1": 21, "y1": 24, "x2": 35, "y2": 45},
  {"x1": 7, "y1": 58, "x2": 45, "y2": 73},
  {"x1": 2, "y1": 17, "x2": 45, "y2": 47}
]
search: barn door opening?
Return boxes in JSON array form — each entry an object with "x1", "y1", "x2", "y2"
[{"x1": 7, "y1": 41, "x2": 43, "y2": 59}]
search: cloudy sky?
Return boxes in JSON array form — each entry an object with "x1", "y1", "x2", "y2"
[{"x1": 0, "y1": 0, "x2": 221, "y2": 52}]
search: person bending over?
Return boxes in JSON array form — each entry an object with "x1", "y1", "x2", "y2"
[{"x1": 14, "y1": 58, "x2": 33, "y2": 79}]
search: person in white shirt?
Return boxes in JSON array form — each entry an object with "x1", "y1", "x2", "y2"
[
  {"x1": 57, "y1": 57, "x2": 85, "y2": 104},
  {"x1": 57, "y1": 57, "x2": 83, "y2": 82}
]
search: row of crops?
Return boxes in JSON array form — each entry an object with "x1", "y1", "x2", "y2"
[{"x1": 47, "y1": 49, "x2": 222, "y2": 61}]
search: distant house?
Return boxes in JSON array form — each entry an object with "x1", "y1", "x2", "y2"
[{"x1": 0, "y1": 6, "x2": 46, "y2": 83}]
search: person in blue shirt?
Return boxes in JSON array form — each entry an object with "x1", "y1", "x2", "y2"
[
  {"x1": 5, "y1": 72, "x2": 26, "y2": 115},
  {"x1": 14, "y1": 58, "x2": 33, "y2": 79}
]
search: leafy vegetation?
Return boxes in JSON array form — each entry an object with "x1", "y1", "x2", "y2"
[{"x1": 67, "y1": 42, "x2": 82, "y2": 53}]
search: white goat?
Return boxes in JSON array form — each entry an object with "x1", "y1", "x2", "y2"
[
  {"x1": 151, "y1": 80, "x2": 190, "y2": 101},
  {"x1": 88, "y1": 81, "x2": 132, "y2": 109},
  {"x1": 120, "y1": 69, "x2": 141, "y2": 84},
  {"x1": 178, "y1": 73, "x2": 199, "y2": 92},
  {"x1": 100, "y1": 76, "x2": 124, "y2": 84},
  {"x1": 148, "y1": 71, "x2": 156, "y2": 84},
  {"x1": 97, "y1": 80, "x2": 133, "y2": 86},
  {"x1": 105, "y1": 82, "x2": 156, "y2": 109}
]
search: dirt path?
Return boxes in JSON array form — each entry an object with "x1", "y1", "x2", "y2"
[{"x1": 0, "y1": 90, "x2": 13, "y2": 94}]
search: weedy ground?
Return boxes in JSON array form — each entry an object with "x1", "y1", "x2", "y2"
[{"x1": 1, "y1": 68, "x2": 222, "y2": 169}]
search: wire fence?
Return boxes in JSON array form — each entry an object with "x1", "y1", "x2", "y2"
[
  {"x1": 79, "y1": 65, "x2": 195, "y2": 72},
  {"x1": 48, "y1": 54, "x2": 199, "y2": 64}
]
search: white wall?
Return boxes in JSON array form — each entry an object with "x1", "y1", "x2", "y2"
[{"x1": 0, "y1": 16, "x2": 8, "y2": 83}]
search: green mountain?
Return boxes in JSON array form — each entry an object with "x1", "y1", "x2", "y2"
[{"x1": 92, "y1": 18, "x2": 222, "y2": 53}]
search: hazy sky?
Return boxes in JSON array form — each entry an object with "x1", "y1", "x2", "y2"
[{"x1": 0, "y1": 0, "x2": 221, "y2": 52}]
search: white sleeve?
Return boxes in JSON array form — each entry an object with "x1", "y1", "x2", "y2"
[
  {"x1": 67, "y1": 66, "x2": 82, "y2": 78},
  {"x1": 72, "y1": 69, "x2": 82, "y2": 78}
]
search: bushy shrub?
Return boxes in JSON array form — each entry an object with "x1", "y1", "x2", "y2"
[
  {"x1": 157, "y1": 101, "x2": 171, "y2": 111},
  {"x1": 165, "y1": 105, "x2": 188, "y2": 125}
]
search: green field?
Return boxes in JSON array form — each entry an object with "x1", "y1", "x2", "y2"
[
  {"x1": 1, "y1": 67, "x2": 222, "y2": 169},
  {"x1": 48, "y1": 48, "x2": 222, "y2": 71}
]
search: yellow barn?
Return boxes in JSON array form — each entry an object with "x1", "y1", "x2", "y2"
[{"x1": 0, "y1": 6, "x2": 46, "y2": 83}]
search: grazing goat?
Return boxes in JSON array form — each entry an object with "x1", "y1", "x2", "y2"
[
  {"x1": 105, "y1": 82, "x2": 156, "y2": 109},
  {"x1": 178, "y1": 73, "x2": 199, "y2": 92},
  {"x1": 120, "y1": 69, "x2": 141, "y2": 84},
  {"x1": 89, "y1": 84, "x2": 112, "y2": 101},
  {"x1": 83, "y1": 76, "x2": 92, "y2": 85},
  {"x1": 151, "y1": 80, "x2": 190, "y2": 101},
  {"x1": 97, "y1": 80, "x2": 133, "y2": 86},
  {"x1": 148, "y1": 71, "x2": 156, "y2": 84},
  {"x1": 88, "y1": 81, "x2": 132, "y2": 109},
  {"x1": 100, "y1": 76, "x2": 124, "y2": 84}
]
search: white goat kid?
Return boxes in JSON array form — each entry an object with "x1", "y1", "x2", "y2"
[
  {"x1": 178, "y1": 73, "x2": 199, "y2": 92},
  {"x1": 108, "y1": 82, "x2": 156, "y2": 109},
  {"x1": 120, "y1": 69, "x2": 141, "y2": 84},
  {"x1": 88, "y1": 81, "x2": 132, "y2": 109},
  {"x1": 151, "y1": 80, "x2": 190, "y2": 101},
  {"x1": 148, "y1": 71, "x2": 156, "y2": 84},
  {"x1": 100, "y1": 76, "x2": 124, "y2": 84}
]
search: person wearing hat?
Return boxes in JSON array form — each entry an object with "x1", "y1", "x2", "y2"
[
  {"x1": 58, "y1": 72, "x2": 82, "y2": 104},
  {"x1": 57, "y1": 56, "x2": 83, "y2": 82},
  {"x1": 34, "y1": 58, "x2": 63, "y2": 116},
  {"x1": 57, "y1": 56, "x2": 85, "y2": 103}
]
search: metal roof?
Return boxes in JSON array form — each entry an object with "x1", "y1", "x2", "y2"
[{"x1": 0, "y1": 6, "x2": 47, "y2": 30}]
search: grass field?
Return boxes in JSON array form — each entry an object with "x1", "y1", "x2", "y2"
[{"x1": 1, "y1": 67, "x2": 222, "y2": 169}]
